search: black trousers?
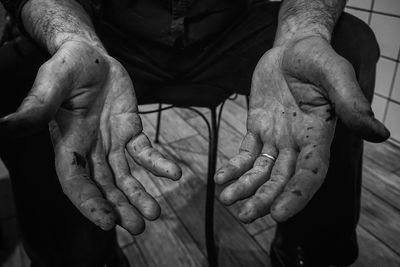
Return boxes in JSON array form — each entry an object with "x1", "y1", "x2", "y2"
[{"x1": 0, "y1": 1, "x2": 379, "y2": 266}]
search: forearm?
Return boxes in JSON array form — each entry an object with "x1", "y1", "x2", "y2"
[
  {"x1": 21, "y1": 0, "x2": 105, "y2": 54},
  {"x1": 274, "y1": 0, "x2": 346, "y2": 46}
]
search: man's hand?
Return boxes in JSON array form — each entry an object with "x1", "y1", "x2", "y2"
[
  {"x1": 215, "y1": 35, "x2": 389, "y2": 223},
  {"x1": 0, "y1": 41, "x2": 182, "y2": 234}
]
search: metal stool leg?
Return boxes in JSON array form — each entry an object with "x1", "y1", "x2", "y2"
[
  {"x1": 205, "y1": 107, "x2": 219, "y2": 267},
  {"x1": 155, "y1": 103, "x2": 162, "y2": 143}
]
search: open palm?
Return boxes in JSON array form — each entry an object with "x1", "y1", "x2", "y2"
[
  {"x1": 215, "y1": 36, "x2": 389, "y2": 223},
  {"x1": 1, "y1": 41, "x2": 182, "y2": 234}
]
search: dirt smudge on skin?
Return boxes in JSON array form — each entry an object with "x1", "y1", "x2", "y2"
[
  {"x1": 293, "y1": 112, "x2": 297, "y2": 117},
  {"x1": 292, "y1": 190, "x2": 302, "y2": 197},
  {"x1": 72, "y1": 152, "x2": 86, "y2": 168},
  {"x1": 101, "y1": 208, "x2": 112, "y2": 215},
  {"x1": 325, "y1": 104, "x2": 336, "y2": 122}
]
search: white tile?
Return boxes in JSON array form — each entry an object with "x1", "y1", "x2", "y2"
[
  {"x1": 370, "y1": 14, "x2": 400, "y2": 58},
  {"x1": 347, "y1": 0, "x2": 372, "y2": 9},
  {"x1": 371, "y1": 94, "x2": 388, "y2": 122},
  {"x1": 374, "y1": 0, "x2": 400, "y2": 16},
  {"x1": 344, "y1": 8, "x2": 370, "y2": 23},
  {"x1": 375, "y1": 57, "x2": 396, "y2": 97},
  {"x1": 391, "y1": 65, "x2": 400, "y2": 102},
  {"x1": 385, "y1": 102, "x2": 400, "y2": 142}
]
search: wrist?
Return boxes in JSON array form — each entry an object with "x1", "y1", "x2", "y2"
[
  {"x1": 274, "y1": 21, "x2": 331, "y2": 47},
  {"x1": 274, "y1": 0, "x2": 346, "y2": 47},
  {"x1": 21, "y1": 0, "x2": 106, "y2": 55},
  {"x1": 53, "y1": 35, "x2": 108, "y2": 56}
]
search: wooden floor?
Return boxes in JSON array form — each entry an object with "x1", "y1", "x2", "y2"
[{"x1": 0, "y1": 95, "x2": 399, "y2": 267}]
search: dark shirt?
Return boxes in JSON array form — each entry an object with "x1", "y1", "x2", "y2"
[
  {"x1": 2, "y1": 0, "x2": 250, "y2": 48},
  {"x1": 2, "y1": 0, "x2": 259, "y2": 83}
]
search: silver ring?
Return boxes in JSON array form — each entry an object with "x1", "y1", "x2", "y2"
[{"x1": 261, "y1": 153, "x2": 277, "y2": 162}]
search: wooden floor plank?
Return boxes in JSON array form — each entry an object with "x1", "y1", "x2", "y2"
[
  {"x1": 117, "y1": 226, "x2": 135, "y2": 248},
  {"x1": 219, "y1": 100, "x2": 247, "y2": 135},
  {"x1": 145, "y1": 109, "x2": 278, "y2": 236},
  {"x1": 165, "y1": 134, "x2": 226, "y2": 179},
  {"x1": 185, "y1": 114, "x2": 244, "y2": 159},
  {"x1": 134, "y1": 160, "x2": 241, "y2": 267},
  {"x1": 123, "y1": 241, "x2": 149, "y2": 267},
  {"x1": 232, "y1": 95, "x2": 248, "y2": 110},
  {"x1": 174, "y1": 107, "x2": 211, "y2": 120},
  {"x1": 353, "y1": 227, "x2": 400, "y2": 267},
  {"x1": 362, "y1": 156, "x2": 400, "y2": 210},
  {"x1": 148, "y1": 143, "x2": 271, "y2": 267},
  {"x1": 359, "y1": 188, "x2": 400, "y2": 254},
  {"x1": 143, "y1": 108, "x2": 198, "y2": 143},
  {"x1": 363, "y1": 141, "x2": 400, "y2": 172},
  {"x1": 254, "y1": 227, "x2": 276, "y2": 253},
  {"x1": 165, "y1": 134, "x2": 276, "y2": 235},
  {"x1": 134, "y1": 194, "x2": 206, "y2": 267}
]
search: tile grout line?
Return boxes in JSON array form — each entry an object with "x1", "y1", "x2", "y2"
[
  {"x1": 382, "y1": 45, "x2": 400, "y2": 123},
  {"x1": 374, "y1": 92, "x2": 400, "y2": 105},
  {"x1": 346, "y1": 4, "x2": 400, "y2": 19},
  {"x1": 367, "y1": 0, "x2": 374, "y2": 25},
  {"x1": 381, "y1": 55, "x2": 400, "y2": 63}
]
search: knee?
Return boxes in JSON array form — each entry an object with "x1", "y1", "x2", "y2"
[
  {"x1": 332, "y1": 13, "x2": 380, "y2": 101},
  {"x1": 333, "y1": 12, "x2": 380, "y2": 65}
]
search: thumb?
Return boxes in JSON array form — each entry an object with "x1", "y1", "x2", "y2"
[
  {"x1": 0, "y1": 58, "x2": 73, "y2": 137},
  {"x1": 322, "y1": 56, "x2": 390, "y2": 142}
]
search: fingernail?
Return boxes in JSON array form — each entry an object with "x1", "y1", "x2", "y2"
[{"x1": 238, "y1": 210, "x2": 254, "y2": 224}]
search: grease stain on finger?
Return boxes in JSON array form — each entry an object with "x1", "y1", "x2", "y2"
[
  {"x1": 304, "y1": 152, "x2": 312, "y2": 160},
  {"x1": 291, "y1": 190, "x2": 303, "y2": 197},
  {"x1": 325, "y1": 107, "x2": 335, "y2": 122},
  {"x1": 72, "y1": 152, "x2": 86, "y2": 168}
]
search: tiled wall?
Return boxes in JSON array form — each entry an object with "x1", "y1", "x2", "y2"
[{"x1": 345, "y1": 0, "x2": 400, "y2": 146}]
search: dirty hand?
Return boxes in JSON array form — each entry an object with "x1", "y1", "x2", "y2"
[
  {"x1": 0, "y1": 41, "x2": 182, "y2": 234},
  {"x1": 215, "y1": 36, "x2": 389, "y2": 223}
]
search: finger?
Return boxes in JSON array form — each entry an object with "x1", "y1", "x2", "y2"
[
  {"x1": 126, "y1": 133, "x2": 182, "y2": 180},
  {"x1": 91, "y1": 143, "x2": 145, "y2": 235},
  {"x1": 321, "y1": 52, "x2": 389, "y2": 142},
  {"x1": 214, "y1": 132, "x2": 261, "y2": 184},
  {"x1": 0, "y1": 56, "x2": 73, "y2": 136},
  {"x1": 271, "y1": 144, "x2": 330, "y2": 222},
  {"x1": 54, "y1": 146, "x2": 117, "y2": 231},
  {"x1": 219, "y1": 144, "x2": 277, "y2": 205},
  {"x1": 103, "y1": 186, "x2": 146, "y2": 235},
  {"x1": 237, "y1": 148, "x2": 297, "y2": 223},
  {"x1": 108, "y1": 150, "x2": 161, "y2": 220}
]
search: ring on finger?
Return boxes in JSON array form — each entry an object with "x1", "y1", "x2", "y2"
[{"x1": 260, "y1": 153, "x2": 277, "y2": 163}]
